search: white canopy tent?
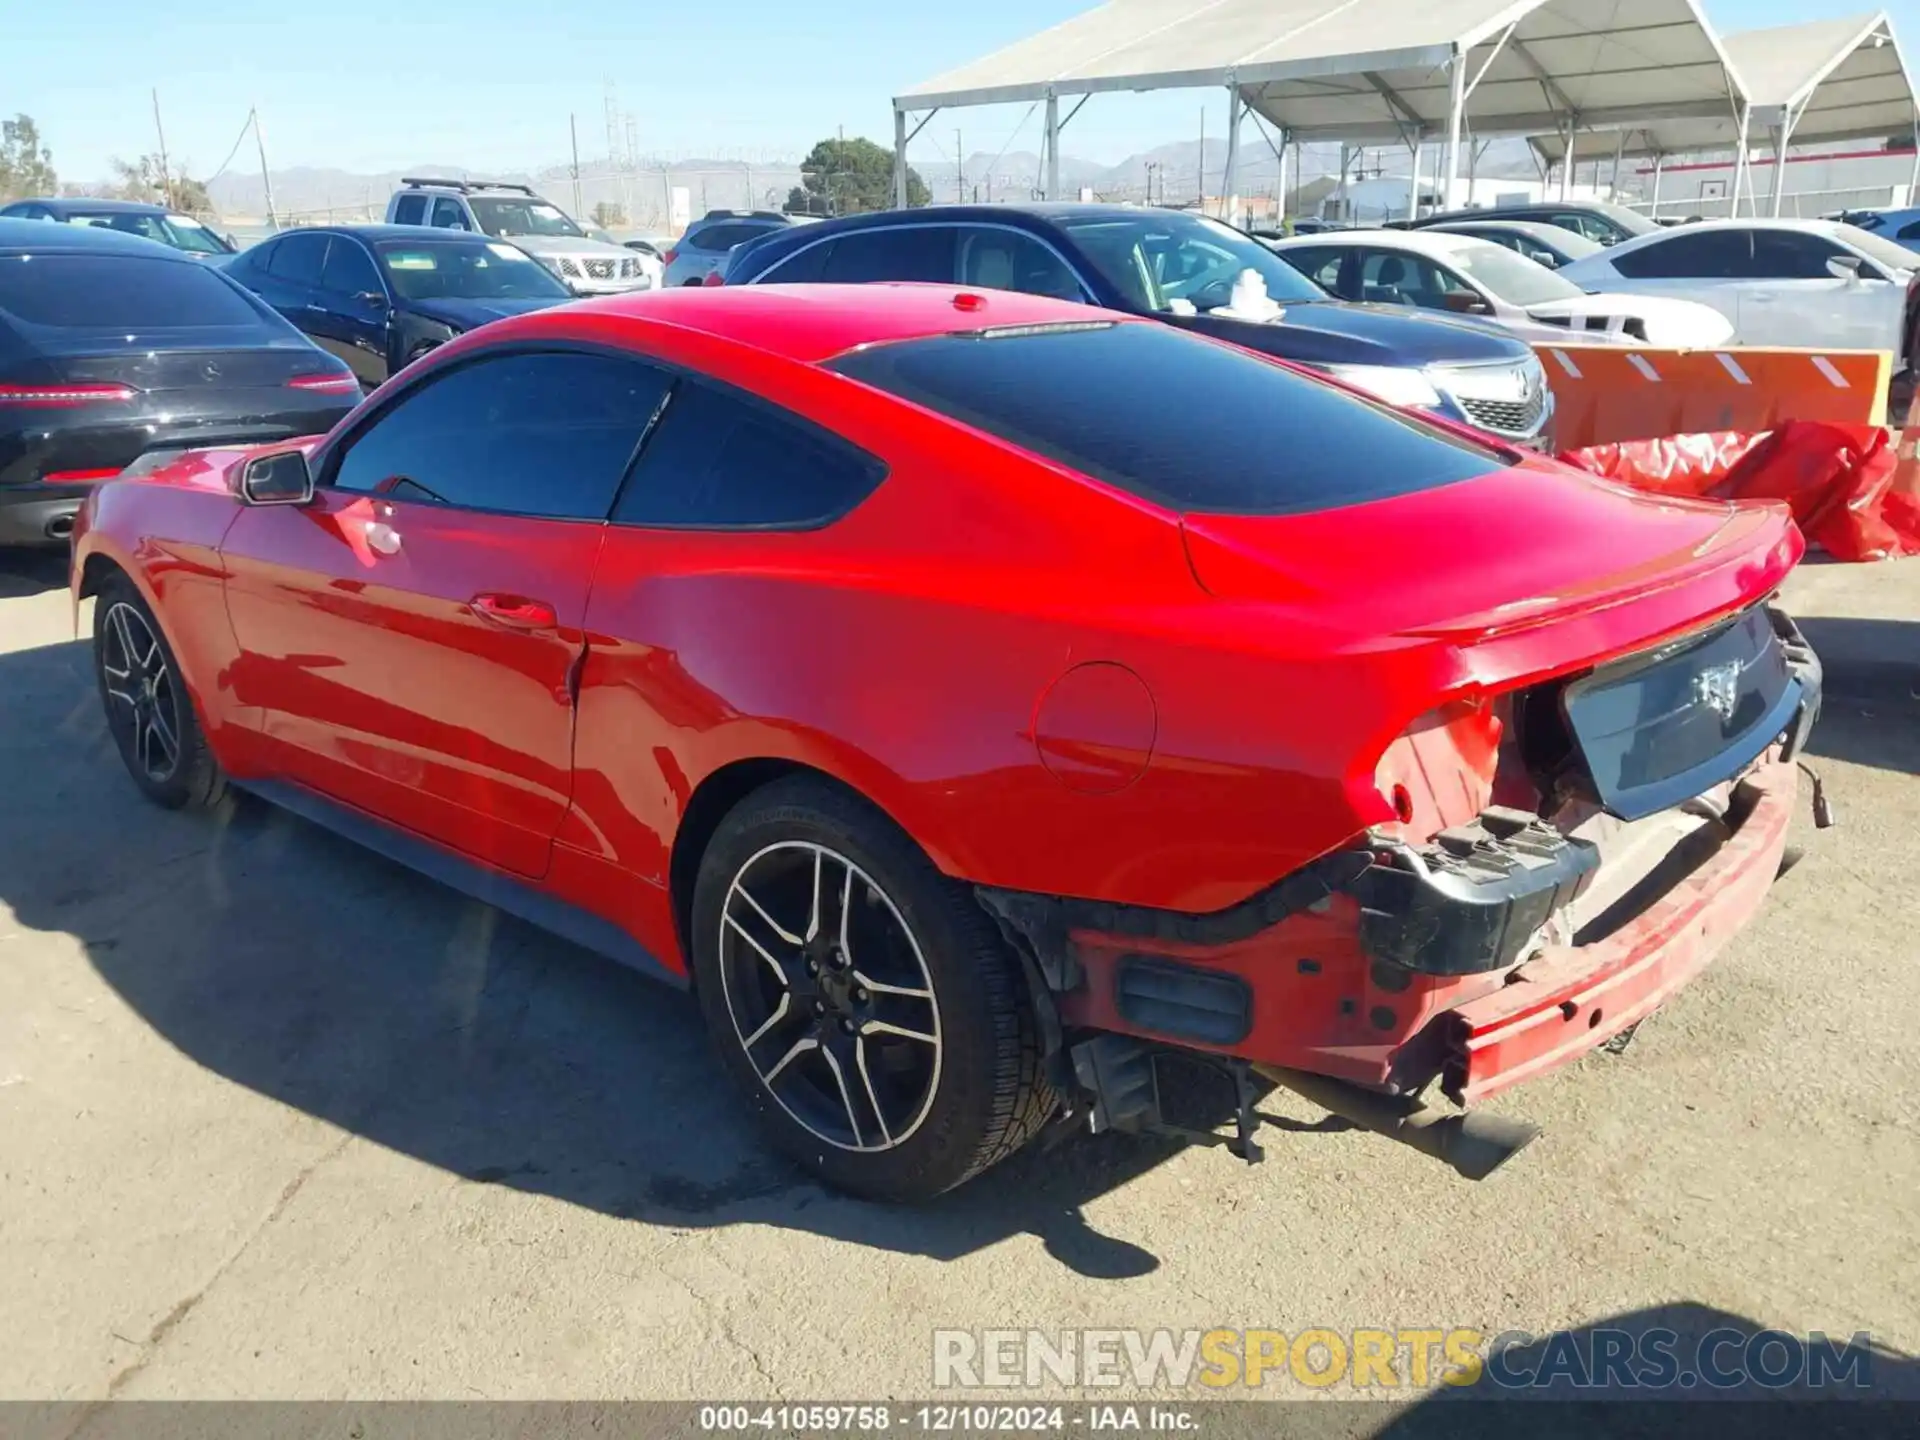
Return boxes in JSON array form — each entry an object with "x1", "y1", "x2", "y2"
[
  {"x1": 891, "y1": 0, "x2": 1749, "y2": 215},
  {"x1": 1530, "y1": 14, "x2": 1920, "y2": 215}
]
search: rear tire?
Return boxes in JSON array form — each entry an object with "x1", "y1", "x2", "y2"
[
  {"x1": 92, "y1": 576, "x2": 227, "y2": 811},
  {"x1": 689, "y1": 777, "x2": 1055, "y2": 1201}
]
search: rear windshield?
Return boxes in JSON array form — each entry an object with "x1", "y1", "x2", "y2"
[
  {"x1": 0, "y1": 253, "x2": 266, "y2": 329},
  {"x1": 827, "y1": 321, "x2": 1502, "y2": 515}
]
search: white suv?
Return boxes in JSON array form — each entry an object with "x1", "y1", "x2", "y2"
[{"x1": 385, "y1": 179, "x2": 655, "y2": 296}]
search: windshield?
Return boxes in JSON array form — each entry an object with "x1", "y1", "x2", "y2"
[
  {"x1": 466, "y1": 197, "x2": 585, "y2": 240},
  {"x1": 1445, "y1": 241, "x2": 1584, "y2": 307},
  {"x1": 63, "y1": 210, "x2": 232, "y2": 255},
  {"x1": 376, "y1": 240, "x2": 572, "y2": 301},
  {"x1": 1058, "y1": 212, "x2": 1325, "y2": 313},
  {"x1": 1836, "y1": 224, "x2": 1919, "y2": 274}
]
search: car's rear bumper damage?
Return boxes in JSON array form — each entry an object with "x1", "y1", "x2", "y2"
[{"x1": 983, "y1": 605, "x2": 1825, "y2": 1178}]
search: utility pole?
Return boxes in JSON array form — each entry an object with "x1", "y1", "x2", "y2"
[
  {"x1": 252, "y1": 105, "x2": 278, "y2": 230},
  {"x1": 151, "y1": 89, "x2": 174, "y2": 209},
  {"x1": 570, "y1": 115, "x2": 584, "y2": 220},
  {"x1": 955, "y1": 128, "x2": 965, "y2": 203}
]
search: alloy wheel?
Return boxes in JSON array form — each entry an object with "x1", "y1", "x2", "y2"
[
  {"x1": 716, "y1": 841, "x2": 943, "y2": 1152},
  {"x1": 99, "y1": 601, "x2": 183, "y2": 783}
]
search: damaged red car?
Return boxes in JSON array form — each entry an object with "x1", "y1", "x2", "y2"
[{"x1": 70, "y1": 284, "x2": 1823, "y2": 1200}]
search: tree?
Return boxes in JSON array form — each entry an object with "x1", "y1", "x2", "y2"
[
  {"x1": 590, "y1": 200, "x2": 627, "y2": 228},
  {"x1": 108, "y1": 155, "x2": 212, "y2": 213},
  {"x1": 0, "y1": 114, "x2": 56, "y2": 200},
  {"x1": 790, "y1": 136, "x2": 928, "y2": 216}
]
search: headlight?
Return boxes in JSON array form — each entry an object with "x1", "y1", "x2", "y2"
[{"x1": 1318, "y1": 363, "x2": 1442, "y2": 409}]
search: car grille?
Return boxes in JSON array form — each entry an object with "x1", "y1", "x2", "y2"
[
  {"x1": 584, "y1": 258, "x2": 617, "y2": 280},
  {"x1": 1432, "y1": 361, "x2": 1551, "y2": 440},
  {"x1": 556, "y1": 258, "x2": 582, "y2": 278},
  {"x1": 1457, "y1": 393, "x2": 1547, "y2": 433}
]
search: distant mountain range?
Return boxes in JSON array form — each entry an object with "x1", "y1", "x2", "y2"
[{"x1": 192, "y1": 136, "x2": 1545, "y2": 225}]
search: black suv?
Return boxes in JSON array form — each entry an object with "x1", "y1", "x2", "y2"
[{"x1": 722, "y1": 204, "x2": 1552, "y2": 446}]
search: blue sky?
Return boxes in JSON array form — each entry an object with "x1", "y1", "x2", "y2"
[{"x1": 13, "y1": 0, "x2": 1909, "y2": 181}]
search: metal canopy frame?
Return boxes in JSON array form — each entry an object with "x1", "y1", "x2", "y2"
[
  {"x1": 1527, "y1": 13, "x2": 1920, "y2": 217},
  {"x1": 891, "y1": 0, "x2": 1750, "y2": 212}
]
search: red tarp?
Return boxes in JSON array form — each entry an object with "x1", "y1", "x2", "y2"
[{"x1": 1560, "y1": 422, "x2": 1920, "y2": 563}]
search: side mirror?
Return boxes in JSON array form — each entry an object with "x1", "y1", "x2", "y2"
[
  {"x1": 238, "y1": 450, "x2": 315, "y2": 506},
  {"x1": 1826, "y1": 254, "x2": 1865, "y2": 282}
]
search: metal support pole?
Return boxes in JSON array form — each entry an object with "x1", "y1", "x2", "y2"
[
  {"x1": 1441, "y1": 53, "x2": 1466, "y2": 214},
  {"x1": 253, "y1": 105, "x2": 277, "y2": 230},
  {"x1": 1276, "y1": 127, "x2": 1289, "y2": 221},
  {"x1": 1609, "y1": 129, "x2": 1626, "y2": 199},
  {"x1": 1221, "y1": 87, "x2": 1243, "y2": 225},
  {"x1": 1044, "y1": 93, "x2": 1060, "y2": 201},
  {"x1": 1909, "y1": 118, "x2": 1920, "y2": 201},
  {"x1": 1407, "y1": 135, "x2": 1422, "y2": 220},
  {"x1": 1336, "y1": 142, "x2": 1350, "y2": 220},
  {"x1": 893, "y1": 108, "x2": 908, "y2": 209},
  {"x1": 1559, "y1": 120, "x2": 1575, "y2": 200},
  {"x1": 1730, "y1": 105, "x2": 1750, "y2": 218},
  {"x1": 1769, "y1": 113, "x2": 1792, "y2": 217},
  {"x1": 1649, "y1": 154, "x2": 1664, "y2": 217}
]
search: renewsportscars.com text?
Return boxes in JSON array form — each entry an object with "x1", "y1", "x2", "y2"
[{"x1": 932, "y1": 1327, "x2": 1876, "y2": 1393}]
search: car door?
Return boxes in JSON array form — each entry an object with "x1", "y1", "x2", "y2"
[
  {"x1": 1737, "y1": 230, "x2": 1877, "y2": 348},
  {"x1": 306, "y1": 234, "x2": 393, "y2": 385},
  {"x1": 253, "y1": 231, "x2": 332, "y2": 336},
  {"x1": 1606, "y1": 229, "x2": 1750, "y2": 335},
  {"x1": 219, "y1": 348, "x2": 674, "y2": 878}
]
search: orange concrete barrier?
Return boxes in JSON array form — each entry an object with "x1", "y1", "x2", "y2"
[{"x1": 1536, "y1": 344, "x2": 1890, "y2": 451}]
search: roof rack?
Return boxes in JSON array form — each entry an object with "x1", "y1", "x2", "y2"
[{"x1": 399, "y1": 177, "x2": 538, "y2": 196}]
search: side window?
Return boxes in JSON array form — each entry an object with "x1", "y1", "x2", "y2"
[
  {"x1": 430, "y1": 197, "x2": 470, "y2": 230},
  {"x1": 319, "y1": 238, "x2": 383, "y2": 297},
  {"x1": 692, "y1": 223, "x2": 748, "y2": 251},
  {"x1": 1549, "y1": 213, "x2": 1614, "y2": 243},
  {"x1": 1898, "y1": 220, "x2": 1920, "y2": 241},
  {"x1": 820, "y1": 226, "x2": 958, "y2": 283},
  {"x1": 330, "y1": 351, "x2": 672, "y2": 519},
  {"x1": 266, "y1": 232, "x2": 330, "y2": 286},
  {"x1": 1359, "y1": 250, "x2": 1468, "y2": 307},
  {"x1": 758, "y1": 240, "x2": 834, "y2": 283},
  {"x1": 614, "y1": 379, "x2": 882, "y2": 529},
  {"x1": 1610, "y1": 230, "x2": 1749, "y2": 279},
  {"x1": 1748, "y1": 230, "x2": 1844, "y2": 279},
  {"x1": 956, "y1": 228, "x2": 1083, "y2": 300},
  {"x1": 1278, "y1": 245, "x2": 1347, "y2": 291},
  {"x1": 392, "y1": 194, "x2": 428, "y2": 226}
]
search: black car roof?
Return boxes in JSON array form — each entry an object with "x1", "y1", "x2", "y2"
[
  {"x1": 261, "y1": 224, "x2": 516, "y2": 244},
  {"x1": 11, "y1": 197, "x2": 171, "y2": 217},
  {"x1": 0, "y1": 215, "x2": 187, "y2": 257}
]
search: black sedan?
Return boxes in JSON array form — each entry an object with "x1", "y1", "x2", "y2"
[
  {"x1": 0, "y1": 219, "x2": 358, "y2": 548},
  {"x1": 0, "y1": 197, "x2": 236, "y2": 258},
  {"x1": 221, "y1": 225, "x2": 575, "y2": 387}
]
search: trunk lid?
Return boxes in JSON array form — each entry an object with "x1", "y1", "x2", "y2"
[
  {"x1": 51, "y1": 344, "x2": 333, "y2": 393},
  {"x1": 1181, "y1": 459, "x2": 1802, "y2": 667}
]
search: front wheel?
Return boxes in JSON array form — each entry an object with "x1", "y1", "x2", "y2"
[
  {"x1": 690, "y1": 777, "x2": 1056, "y2": 1201},
  {"x1": 92, "y1": 576, "x2": 227, "y2": 810}
]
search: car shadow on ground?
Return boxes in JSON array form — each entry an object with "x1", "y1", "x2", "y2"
[
  {"x1": 0, "y1": 549, "x2": 68, "y2": 599},
  {"x1": 0, "y1": 637, "x2": 1220, "y2": 1278},
  {"x1": 1793, "y1": 615, "x2": 1920, "y2": 778}
]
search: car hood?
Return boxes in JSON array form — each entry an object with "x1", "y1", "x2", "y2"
[
  {"x1": 1524, "y1": 292, "x2": 1736, "y2": 347},
  {"x1": 1174, "y1": 300, "x2": 1530, "y2": 367},
  {"x1": 403, "y1": 295, "x2": 570, "y2": 331},
  {"x1": 502, "y1": 234, "x2": 634, "y2": 259},
  {"x1": 1180, "y1": 457, "x2": 1802, "y2": 688}
]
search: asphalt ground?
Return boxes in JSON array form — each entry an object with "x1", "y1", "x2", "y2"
[{"x1": 1, "y1": 546, "x2": 1916, "y2": 1428}]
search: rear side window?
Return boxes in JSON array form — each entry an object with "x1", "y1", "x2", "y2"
[
  {"x1": 614, "y1": 379, "x2": 883, "y2": 529},
  {"x1": 393, "y1": 194, "x2": 428, "y2": 225},
  {"x1": 821, "y1": 226, "x2": 958, "y2": 283},
  {"x1": 1611, "y1": 230, "x2": 1748, "y2": 279},
  {"x1": 756, "y1": 239, "x2": 833, "y2": 283},
  {"x1": 268, "y1": 232, "x2": 329, "y2": 285},
  {"x1": 330, "y1": 351, "x2": 671, "y2": 519},
  {"x1": 0, "y1": 254, "x2": 265, "y2": 329},
  {"x1": 827, "y1": 322, "x2": 1499, "y2": 516}
]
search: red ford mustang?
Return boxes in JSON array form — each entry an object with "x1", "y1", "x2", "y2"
[{"x1": 70, "y1": 284, "x2": 1823, "y2": 1200}]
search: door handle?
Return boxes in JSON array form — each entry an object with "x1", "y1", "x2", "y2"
[{"x1": 470, "y1": 593, "x2": 558, "y2": 630}]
